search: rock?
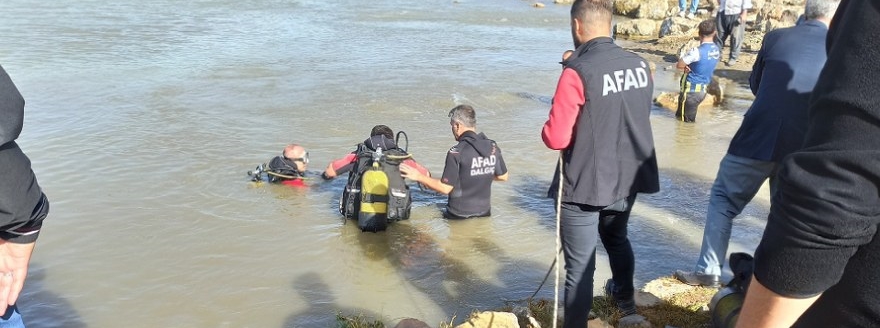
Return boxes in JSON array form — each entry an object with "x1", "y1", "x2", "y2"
[
  {"x1": 655, "y1": 91, "x2": 717, "y2": 111},
  {"x1": 587, "y1": 318, "x2": 613, "y2": 328},
  {"x1": 613, "y1": 0, "x2": 642, "y2": 17},
  {"x1": 532, "y1": 2, "x2": 545, "y2": 8},
  {"x1": 553, "y1": 0, "x2": 574, "y2": 3},
  {"x1": 635, "y1": 291, "x2": 663, "y2": 307},
  {"x1": 659, "y1": 16, "x2": 697, "y2": 38},
  {"x1": 618, "y1": 314, "x2": 652, "y2": 328},
  {"x1": 635, "y1": 0, "x2": 669, "y2": 20},
  {"x1": 454, "y1": 311, "x2": 519, "y2": 328},
  {"x1": 614, "y1": 19, "x2": 659, "y2": 38},
  {"x1": 741, "y1": 31, "x2": 765, "y2": 51},
  {"x1": 396, "y1": 318, "x2": 432, "y2": 328}
]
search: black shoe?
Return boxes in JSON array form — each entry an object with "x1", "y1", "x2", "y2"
[
  {"x1": 604, "y1": 279, "x2": 637, "y2": 316},
  {"x1": 674, "y1": 270, "x2": 721, "y2": 287}
]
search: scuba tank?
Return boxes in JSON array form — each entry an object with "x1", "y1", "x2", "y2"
[{"x1": 358, "y1": 148, "x2": 389, "y2": 232}]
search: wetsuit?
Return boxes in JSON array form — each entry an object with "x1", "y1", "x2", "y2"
[
  {"x1": 440, "y1": 130, "x2": 507, "y2": 219},
  {"x1": 677, "y1": 42, "x2": 720, "y2": 122},
  {"x1": 326, "y1": 135, "x2": 428, "y2": 178}
]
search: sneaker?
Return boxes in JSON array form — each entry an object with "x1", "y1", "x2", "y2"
[
  {"x1": 604, "y1": 279, "x2": 637, "y2": 316},
  {"x1": 686, "y1": 12, "x2": 695, "y2": 19},
  {"x1": 678, "y1": 10, "x2": 686, "y2": 18},
  {"x1": 673, "y1": 270, "x2": 721, "y2": 288},
  {"x1": 727, "y1": 58, "x2": 738, "y2": 67}
]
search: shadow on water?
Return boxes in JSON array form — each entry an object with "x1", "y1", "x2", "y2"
[
  {"x1": 507, "y1": 166, "x2": 771, "y2": 282},
  {"x1": 19, "y1": 264, "x2": 86, "y2": 328},
  {"x1": 283, "y1": 272, "x2": 382, "y2": 328},
  {"x1": 313, "y1": 218, "x2": 552, "y2": 326}
]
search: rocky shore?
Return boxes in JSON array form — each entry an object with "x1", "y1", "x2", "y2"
[{"x1": 338, "y1": 1, "x2": 813, "y2": 327}]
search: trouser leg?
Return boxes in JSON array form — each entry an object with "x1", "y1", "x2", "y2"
[
  {"x1": 689, "y1": 0, "x2": 699, "y2": 13},
  {"x1": 677, "y1": 91, "x2": 705, "y2": 122},
  {"x1": 696, "y1": 154, "x2": 777, "y2": 276},
  {"x1": 730, "y1": 19, "x2": 745, "y2": 60},
  {"x1": 559, "y1": 202, "x2": 599, "y2": 328},
  {"x1": 598, "y1": 195, "x2": 637, "y2": 299},
  {"x1": 714, "y1": 12, "x2": 728, "y2": 53},
  {"x1": 679, "y1": 0, "x2": 687, "y2": 11}
]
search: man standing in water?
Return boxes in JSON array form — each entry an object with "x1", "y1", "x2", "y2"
[
  {"x1": 541, "y1": 0, "x2": 659, "y2": 326},
  {"x1": 675, "y1": 20, "x2": 720, "y2": 123},
  {"x1": 0, "y1": 65, "x2": 50, "y2": 326},
  {"x1": 400, "y1": 105, "x2": 508, "y2": 219},
  {"x1": 674, "y1": 0, "x2": 838, "y2": 288}
]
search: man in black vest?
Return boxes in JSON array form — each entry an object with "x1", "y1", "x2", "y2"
[
  {"x1": 541, "y1": 0, "x2": 659, "y2": 326},
  {"x1": 401, "y1": 105, "x2": 508, "y2": 219}
]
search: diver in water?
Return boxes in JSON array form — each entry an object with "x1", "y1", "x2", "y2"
[{"x1": 248, "y1": 144, "x2": 310, "y2": 188}]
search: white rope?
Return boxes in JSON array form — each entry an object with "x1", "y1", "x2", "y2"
[{"x1": 553, "y1": 153, "x2": 564, "y2": 328}]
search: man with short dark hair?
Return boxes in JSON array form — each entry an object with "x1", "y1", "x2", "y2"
[
  {"x1": 0, "y1": 64, "x2": 50, "y2": 327},
  {"x1": 322, "y1": 125, "x2": 427, "y2": 180},
  {"x1": 542, "y1": 0, "x2": 659, "y2": 326},
  {"x1": 674, "y1": 0, "x2": 838, "y2": 288},
  {"x1": 675, "y1": 19, "x2": 720, "y2": 122},
  {"x1": 401, "y1": 105, "x2": 508, "y2": 219}
]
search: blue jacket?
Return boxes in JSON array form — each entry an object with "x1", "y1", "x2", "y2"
[{"x1": 727, "y1": 20, "x2": 829, "y2": 162}]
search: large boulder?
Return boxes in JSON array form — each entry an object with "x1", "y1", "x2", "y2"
[
  {"x1": 636, "y1": 0, "x2": 670, "y2": 20},
  {"x1": 454, "y1": 311, "x2": 519, "y2": 328},
  {"x1": 659, "y1": 16, "x2": 698, "y2": 37},
  {"x1": 395, "y1": 318, "x2": 432, "y2": 328},
  {"x1": 654, "y1": 77, "x2": 723, "y2": 111},
  {"x1": 614, "y1": 0, "x2": 642, "y2": 17},
  {"x1": 614, "y1": 19, "x2": 659, "y2": 38}
]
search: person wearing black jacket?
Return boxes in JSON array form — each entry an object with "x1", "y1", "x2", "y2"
[
  {"x1": 737, "y1": 0, "x2": 880, "y2": 326},
  {"x1": 401, "y1": 105, "x2": 508, "y2": 219},
  {"x1": 541, "y1": 0, "x2": 659, "y2": 326},
  {"x1": 0, "y1": 65, "x2": 49, "y2": 326}
]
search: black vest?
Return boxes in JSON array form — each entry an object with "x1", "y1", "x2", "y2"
[{"x1": 549, "y1": 37, "x2": 660, "y2": 206}]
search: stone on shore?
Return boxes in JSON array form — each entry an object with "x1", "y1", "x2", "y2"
[
  {"x1": 615, "y1": 19, "x2": 659, "y2": 38},
  {"x1": 454, "y1": 311, "x2": 519, "y2": 328},
  {"x1": 613, "y1": 0, "x2": 642, "y2": 17},
  {"x1": 395, "y1": 318, "x2": 432, "y2": 328},
  {"x1": 618, "y1": 314, "x2": 652, "y2": 328},
  {"x1": 636, "y1": 0, "x2": 670, "y2": 20}
]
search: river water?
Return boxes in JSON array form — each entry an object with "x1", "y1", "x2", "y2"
[{"x1": 1, "y1": 0, "x2": 770, "y2": 327}]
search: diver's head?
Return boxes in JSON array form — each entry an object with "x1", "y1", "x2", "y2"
[
  {"x1": 370, "y1": 125, "x2": 394, "y2": 140},
  {"x1": 282, "y1": 144, "x2": 308, "y2": 172},
  {"x1": 448, "y1": 104, "x2": 476, "y2": 141}
]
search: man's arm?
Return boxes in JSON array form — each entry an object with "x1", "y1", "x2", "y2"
[
  {"x1": 542, "y1": 68, "x2": 585, "y2": 150},
  {"x1": 678, "y1": 46, "x2": 700, "y2": 72},
  {"x1": 321, "y1": 153, "x2": 356, "y2": 179},
  {"x1": 736, "y1": 276, "x2": 821, "y2": 328},
  {"x1": 493, "y1": 145, "x2": 508, "y2": 181},
  {"x1": 400, "y1": 164, "x2": 452, "y2": 194}
]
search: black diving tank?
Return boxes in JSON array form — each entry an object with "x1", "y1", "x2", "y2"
[
  {"x1": 358, "y1": 149, "x2": 389, "y2": 232},
  {"x1": 709, "y1": 286, "x2": 743, "y2": 328}
]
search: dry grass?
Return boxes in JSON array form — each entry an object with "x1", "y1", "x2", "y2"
[{"x1": 335, "y1": 313, "x2": 385, "y2": 328}]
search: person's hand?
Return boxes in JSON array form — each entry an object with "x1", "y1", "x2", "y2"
[
  {"x1": 399, "y1": 164, "x2": 423, "y2": 182},
  {"x1": 683, "y1": 65, "x2": 692, "y2": 73},
  {"x1": 0, "y1": 241, "x2": 35, "y2": 314}
]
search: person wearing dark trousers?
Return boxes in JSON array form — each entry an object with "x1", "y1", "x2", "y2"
[
  {"x1": 735, "y1": 0, "x2": 880, "y2": 327},
  {"x1": 715, "y1": 0, "x2": 752, "y2": 66},
  {"x1": 674, "y1": 0, "x2": 838, "y2": 288},
  {"x1": 0, "y1": 65, "x2": 50, "y2": 328},
  {"x1": 541, "y1": 0, "x2": 659, "y2": 326},
  {"x1": 676, "y1": 20, "x2": 720, "y2": 123}
]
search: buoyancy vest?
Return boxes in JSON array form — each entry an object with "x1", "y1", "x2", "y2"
[{"x1": 339, "y1": 135, "x2": 413, "y2": 232}]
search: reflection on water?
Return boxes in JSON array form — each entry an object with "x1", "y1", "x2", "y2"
[{"x1": 2, "y1": 0, "x2": 770, "y2": 326}]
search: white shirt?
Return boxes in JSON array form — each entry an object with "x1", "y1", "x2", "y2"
[{"x1": 719, "y1": 0, "x2": 752, "y2": 15}]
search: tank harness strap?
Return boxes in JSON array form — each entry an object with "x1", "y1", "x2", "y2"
[{"x1": 362, "y1": 193, "x2": 389, "y2": 203}]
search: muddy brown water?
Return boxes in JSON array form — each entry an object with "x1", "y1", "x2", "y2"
[{"x1": 2, "y1": 0, "x2": 768, "y2": 326}]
